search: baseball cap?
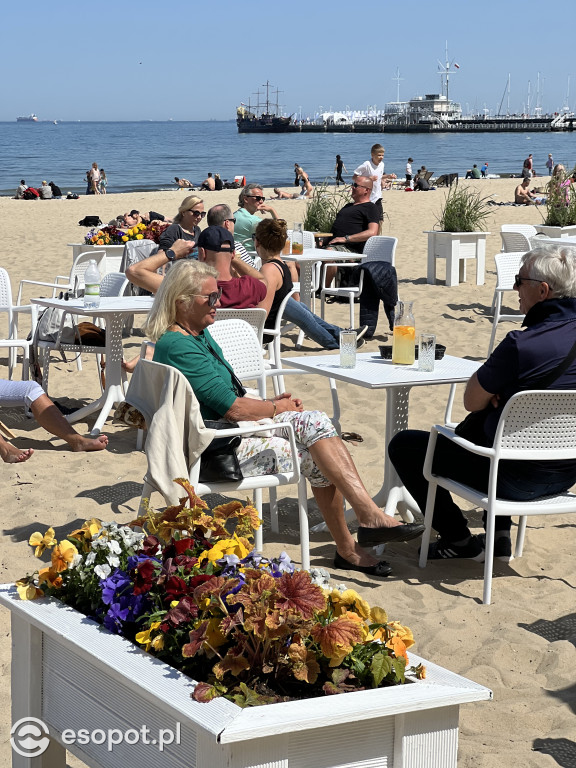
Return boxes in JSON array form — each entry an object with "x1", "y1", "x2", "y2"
[{"x1": 197, "y1": 226, "x2": 234, "y2": 253}]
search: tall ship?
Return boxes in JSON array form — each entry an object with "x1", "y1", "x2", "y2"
[
  {"x1": 237, "y1": 82, "x2": 292, "y2": 133},
  {"x1": 237, "y1": 60, "x2": 575, "y2": 134},
  {"x1": 16, "y1": 114, "x2": 39, "y2": 122}
]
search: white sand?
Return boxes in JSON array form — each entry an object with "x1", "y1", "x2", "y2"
[{"x1": 0, "y1": 180, "x2": 574, "y2": 767}]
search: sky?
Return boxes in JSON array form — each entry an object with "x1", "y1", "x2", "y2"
[{"x1": 3, "y1": 0, "x2": 575, "y2": 122}]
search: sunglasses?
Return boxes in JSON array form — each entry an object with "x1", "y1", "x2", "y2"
[
  {"x1": 188, "y1": 210, "x2": 206, "y2": 218},
  {"x1": 225, "y1": 218, "x2": 236, "y2": 224},
  {"x1": 190, "y1": 288, "x2": 222, "y2": 307},
  {"x1": 246, "y1": 195, "x2": 265, "y2": 202},
  {"x1": 351, "y1": 182, "x2": 369, "y2": 190},
  {"x1": 514, "y1": 274, "x2": 544, "y2": 288}
]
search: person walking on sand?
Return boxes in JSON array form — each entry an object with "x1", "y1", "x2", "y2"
[
  {"x1": 0, "y1": 379, "x2": 108, "y2": 463},
  {"x1": 354, "y1": 144, "x2": 397, "y2": 223},
  {"x1": 99, "y1": 169, "x2": 108, "y2": 194},
  {"x1": 405, "y1": 158, "x2": 413, "y2": 187},
  {"x1": 546, "y1": 154, "x2": 554, "y2": 176},
  {"x1": 335, "y1": 155, "x2": 347, "y2": 186},
  {"x1": 89, "y1": 162, "x2": 101, "y2": 195}
]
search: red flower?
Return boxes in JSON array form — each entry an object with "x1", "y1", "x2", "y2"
[
  {"x1": 165, "y1": 575, "x2": 187, "y2": 601},
  {"x1": 141, "y1": 535, "x2": 161, "y2": 557},
  {"x1": 133, "y1": 559, "x2": 157, "y2": 595}
]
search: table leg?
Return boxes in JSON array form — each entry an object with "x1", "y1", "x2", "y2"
[
  {"x1": 372, "y1": 385, "x2": 416, "y2": 521},
  {"x1": 66, "y1": 313, "x2": 126, "y2": 436},
  {"x1": 299, "y1": 261, "x2": 314, "y2": 312},
  {"x1": 310, "y1": 385, "x2": 417, "y2": 533}
]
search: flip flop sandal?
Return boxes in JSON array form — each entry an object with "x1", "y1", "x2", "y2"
[{"x1": 341, "y1": 432, "x2": 363, "y2": 444}]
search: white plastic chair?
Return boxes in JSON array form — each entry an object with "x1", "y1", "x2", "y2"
[
  {"x1": 419, "y1": 390, "x2": 576, "y2": 604},
  {"x1": 0, "y1": 267, "x2": 38, "y2": 380},
  {"x1": 487, "y1": 252, "x2": 525, "y2": 354},
  {"x1": 129, "y1": 358, "x2": 311, "y2": 569},
  {"x1": 263, "y1": 288, "x2": 298, "y2": 394},
  {"x1": 500, "y1": 227, "x2": 536, "y2": 253},
  {"x1": 36, "y1": 273, "x2": 130, "y2": 396},
  {"x1": 17, "y1": 250, "x2": 107, "y2": 304},
  {"x1": 214, "y1": 307, "x2": 267, "y2": 344},
  {"x1": 320, "y1": 236, "x2": 397, "y2": 329}
]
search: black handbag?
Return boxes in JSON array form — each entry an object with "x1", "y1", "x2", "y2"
[
  {"x1": 455, "y1": 339, "x2": 576, "y2": 447},
  {"x1": 199, "y1": 420, "x2": 243, "y2": 483}
]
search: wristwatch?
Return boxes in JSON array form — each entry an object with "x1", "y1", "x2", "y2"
[
  {"x1": 345, "y1": 235, "x2": 350, "y2": 242},
  {"x1": 165, "y1": 249, "x2": 176, "y2": 262}
]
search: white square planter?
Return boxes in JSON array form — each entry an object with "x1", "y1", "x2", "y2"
[
  {"x1": 534, "y1": 224, "x2": 576, "y2": 239},
  {"x1": 425, "y1": 232, "x2": 489, "y2": 287},
  {"x1": 0, "y1": 585, "x2": 491, "y2": 768}
]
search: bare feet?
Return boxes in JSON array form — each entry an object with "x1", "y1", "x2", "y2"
[
  {"x1": 0, "y1": 442, "x2": 34, "y2": 463},
  {"x1": 67, "y1": 434, "x2": 109, "y2": 452}
]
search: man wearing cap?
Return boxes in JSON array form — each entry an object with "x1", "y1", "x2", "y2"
[
  {"x1": 207, "y1": 203, "x2": 255, "y2": 267},
  {"x1": 197, "y1": 226, "x2": 267, "y2": 308},
  {"x1": 39, "y1": 181, "x2": 53, "y2": 199}
]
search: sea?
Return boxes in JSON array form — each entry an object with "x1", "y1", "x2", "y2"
[{"x1": 1, "y1": 120, "x2": 575, "y2": 197}]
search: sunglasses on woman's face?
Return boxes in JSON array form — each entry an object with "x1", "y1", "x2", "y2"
[
  {"x1": 191, "y1": 288, "x2": 222, "y2": 307},
  {"x1": 513, "y1": 274, "x2": 543, "y2": 289},
  {"x1": 189, "y1": 209, "x2": 206, "y2": 218}
]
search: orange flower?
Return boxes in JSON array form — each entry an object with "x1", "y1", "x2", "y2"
[
  {"x1": 51, "y1": 540, "x2": 78, "y2": 572},
  {"x1": 38, "y1": 567, "x2": 63, "y2": 589}
]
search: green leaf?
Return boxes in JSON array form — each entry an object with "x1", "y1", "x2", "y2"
[{"x1": 370, "y1": 652, "x2": 392, "y2": 687}]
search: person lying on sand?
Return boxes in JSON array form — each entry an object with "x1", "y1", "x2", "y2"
[
  {"x1": 272, "y1": 188, "x2": 300, "y2": 200},
  {"x1": 0, "y1": 379, "x2": 108, "y2": 463}
]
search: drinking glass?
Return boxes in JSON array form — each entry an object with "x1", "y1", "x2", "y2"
[
  {"x1": 339, "y1": 329, "x2": 357, "y2": 368},
  {"x1": 418, "y1": 333, "x2": 436, "y2": 372}
]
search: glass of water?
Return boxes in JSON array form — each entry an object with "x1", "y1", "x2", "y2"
[
  {"x1": 339, "y1": 329, "x2": 357, "y2": 368},
  {"x1": 418, "y1": 333, "x2": 436, "y2": 372}
]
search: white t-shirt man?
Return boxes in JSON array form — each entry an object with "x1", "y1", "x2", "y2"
[{"x1": 353, "y1": 159, "x2": 384, "y2": 204}]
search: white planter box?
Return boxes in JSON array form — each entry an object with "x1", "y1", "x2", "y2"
[
  {"x1": 534, "y1": 224, "x2": 576, "y2": 239},
  {"x1": 0, "y1": 584, "x2": 491, "y2": 768},
  {"x1": 68, "y1": 243, "x2": 125, "y2": 273},
  {"x1": 425, "y1": 231, "x2": 489, "y2": 287}
]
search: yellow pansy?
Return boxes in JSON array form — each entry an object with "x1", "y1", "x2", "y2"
[
  {"x1": 198, "y1": 534, "x2": 251, "y2": 564},
  {"x1": 387, "y1": 620, "x2": 415, "y2": 650},
  {"x1": 136, "y1": 234, "x2": 144, "y2": 240},
  {"x1": 51, "y1": 540, "x2": 78, "y2": 573},
  {"x1": 38, "y1": 567, "x2": 63, "y2": 589},
  {"x1": 29, "y1": 527, "x2": 56, "y2": 557},
  {"x1": 15, "y1": 578, "x2": 43, "y2": 601},
  {"x1": 122, "y1": 235, "x2": 129, "y2": 242},
  {"x1": 69, "y1": 518, "x2": 102, "y2": 542},
  {"x1": 135, "y1": 621, "x2": 162, "y2": 652},
  {"x1": 370, "y1": 606, "x2": 388, "y2": 625}
]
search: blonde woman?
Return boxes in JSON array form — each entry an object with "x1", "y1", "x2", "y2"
[
  {"x1": 126, "y1": 195, "x2": 205, "y2": 295},
  {"x1": 144, "y1": 260, "x2": 425, "y2": 576}
]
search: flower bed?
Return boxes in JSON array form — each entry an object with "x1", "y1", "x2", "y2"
[{"x1": 17, "y1": 479, "x2": 423, "y2": 707}]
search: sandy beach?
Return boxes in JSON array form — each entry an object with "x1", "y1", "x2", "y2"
[{"x1": 0, "y1": 179, "x2": 574, "y2": 767}]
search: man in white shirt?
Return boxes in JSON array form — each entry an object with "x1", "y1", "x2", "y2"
[{"x1": 354, "y1": 144, "x2": 397, "y2": 221}]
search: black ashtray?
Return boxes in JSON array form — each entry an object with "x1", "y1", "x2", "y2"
[{"x1": 379, "y1": 344, "x2": 446, "y2": 360}]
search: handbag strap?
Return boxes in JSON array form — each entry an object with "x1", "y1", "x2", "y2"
[{"x1": 527, "y1": 337, "x2": 576, "y2": 390}]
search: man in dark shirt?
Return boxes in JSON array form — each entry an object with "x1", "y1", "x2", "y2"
[
  {"x1": 327, "y1": 176, "x2": 380, "y2": 254},
  {"x1": 388, "y1": 244, "x2": 576, "y2": 562}
]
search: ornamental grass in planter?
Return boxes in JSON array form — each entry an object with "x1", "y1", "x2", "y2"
[
  {"x1": 17, "y1": 478, "x2": 424, "y2": 708},
  {"x1": 435, "y1": 182, "x2": 492, "y2": 233},
  {"x1": 304, "y1": 181, "x2": 351, "y2": 233}
]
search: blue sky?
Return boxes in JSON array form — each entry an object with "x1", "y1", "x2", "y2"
[{"x1": 3, "y1": 0, "x2": 574, "y2": 121}]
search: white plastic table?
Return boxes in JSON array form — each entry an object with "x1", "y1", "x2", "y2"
[
  {"x1": 284, "y1": 248, "x2": 364, "y2": 311},
  {"x1": 282, "y1": 351, "x2": 481, "y2": 520},
  {"x1": 31, "y1": 296, "x2": 153, "y2": 435}
]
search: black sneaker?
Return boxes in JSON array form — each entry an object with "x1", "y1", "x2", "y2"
[
  {"x1": 426, "y1": 535, "x2": 485, "y2": 562},
  {"x1": 478, "y1": 533, "x2": 513, "y2": 563}
]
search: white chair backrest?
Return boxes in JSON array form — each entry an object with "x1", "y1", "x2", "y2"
[
  {"x1": 100, "y1": 272, "x2": 130, "y2": 297},
  {"x1": 496, "y1": 390, "x2": 576, "y2": 455},
  {"x1": 501, "y1": 224, "x2": 538, "y2": 238},
  {"x1": 493, "y1": 252, "x2": 526, "y2": 290},
  {"x1": 0, "y1": 268, "x2": 15, "y2": 331},
  {"x1": 214, "y1": 308, "x2": 267, "y2": 343},
  {"x1": 500, "y1": 230, "x2": 533, "y2": 253},
  {"x1": 70, "y1": 250, "x2": 107, "y2": 290},
  {"x1": 362, "y1": 235, "x2": 397, "y2": 266},
  {"x1": 208, "y1": 319, "x2": 266, "y2": 381}
]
